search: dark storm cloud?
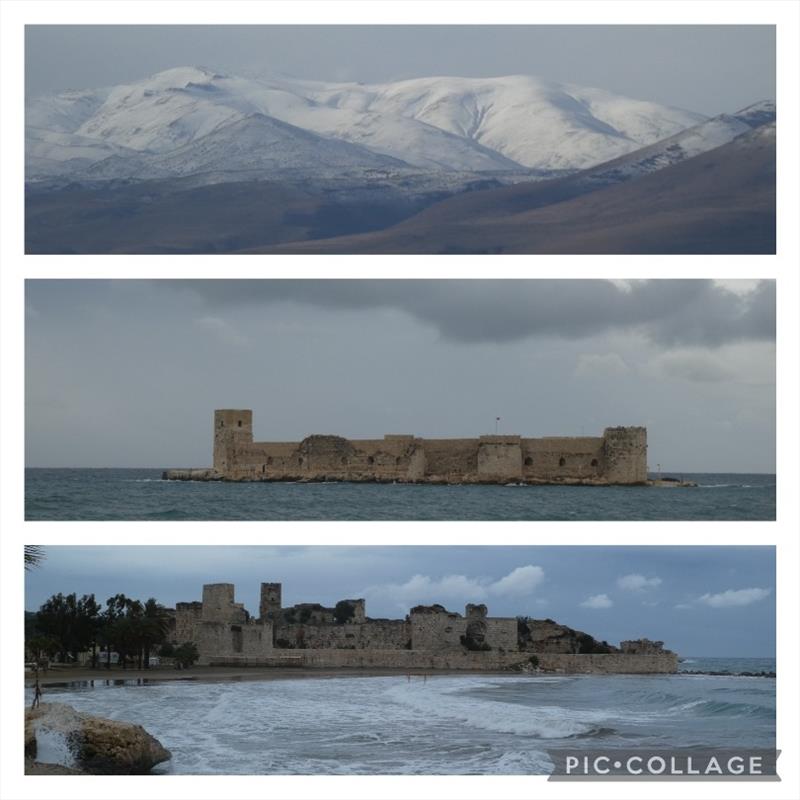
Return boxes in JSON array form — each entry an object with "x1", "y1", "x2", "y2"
[{"x1": 168, "y1": 280, "x2": 775, "y2": 348}]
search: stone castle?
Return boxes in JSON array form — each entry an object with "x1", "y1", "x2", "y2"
[
  {"x1": 163, "y1": 409, "x2": 648, "y2": 484},
  {"x1": 171, "y1": 582, "x2": 677, "y2": 674}
]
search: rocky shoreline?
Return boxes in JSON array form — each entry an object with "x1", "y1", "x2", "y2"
[{"x1": 162, "y1": 470, "x2": 696, "y2": 488}]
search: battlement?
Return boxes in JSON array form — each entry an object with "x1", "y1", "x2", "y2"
[{"x1": 164, "y1": 410, "x2": 648, "y2": 485}]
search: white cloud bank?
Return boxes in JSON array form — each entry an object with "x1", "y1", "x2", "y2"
[
  {"x1": 698, "y1": 587, "x2": 771, "y2": 608},
  {"x1": 580, "y1": 593, "x2": 613, "y2": 609},
  {"x1": 362, "y1": 565, "x2": 545, "y2": 612},
  {"x1": 617, "y1": 573, "x2": 662, "y2": 591}
]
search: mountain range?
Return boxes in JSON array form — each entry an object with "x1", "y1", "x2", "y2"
[{"x1": 24, "y1": 67, "x2": 775, "y2": 254}]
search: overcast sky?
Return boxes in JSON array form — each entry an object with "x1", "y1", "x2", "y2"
[
  {"x1": 24, "y1": 546, "x2": 775, "y2": 658},
  {"x1": 24, "y1": 279, "x2": 775, "y2": 473},
  {"x1": 25, "y1": 26, "x2": 775, "y2": 115}
]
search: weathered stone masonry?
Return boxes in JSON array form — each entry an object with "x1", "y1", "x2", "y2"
[
  {"x1": 164, "y1": 409, "x2": 648, "y2": 485},
  {"x1": 171, "y1": 582, "x2": 678, "y2": 674}
]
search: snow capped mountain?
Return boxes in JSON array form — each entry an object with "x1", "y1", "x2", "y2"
[
  {"x1": 83, "y1": 112, "x2": 406, "y2": 179},
  {"x1": 26, "y1": 67, "x2": 716, "y2": 181},
  {"x1": 574, "y1": 100, "x2": 777, "y2": 190},
  {"x1": 290, "y1": 75, "x2": 705, "y2": 170}
]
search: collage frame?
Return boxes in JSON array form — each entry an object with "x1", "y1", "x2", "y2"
[{"x1": 2, "y1": 2, "x2": 799, "y2": 799}]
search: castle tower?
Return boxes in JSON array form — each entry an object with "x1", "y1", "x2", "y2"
[
  {"x1": 602, "y1": 427, "x2": 647, "y2": 484},
  {"x1": 259, "y1": 582, "x2": 282, "y2": 622},
  {"x1": 201, "y1": 583, "x2": 236, "y2": 622},
  {"x1": 213, "y1": 409, "x2": 253, "y2": 476}
]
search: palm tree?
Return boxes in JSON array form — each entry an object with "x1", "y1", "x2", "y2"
[
  {"x1": 24, "y1": 546, "x2": 45, "y2": 571},
  {"x1": 141, "y1": 599, "x2": 172, "y2": 669}
]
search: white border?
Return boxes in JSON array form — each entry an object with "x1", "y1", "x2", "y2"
[{"x1": 2, "y1": 2, "x2": 799, "y2": 799}]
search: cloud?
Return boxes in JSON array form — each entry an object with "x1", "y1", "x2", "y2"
[
  {"x1": 194, "y1": 315, "x2": 249, "y2": 347},
  {"x1": 170, "y1": 279, "x2": 775, "y2": 348},
  {"x1": 698, "y1": 588, "x2": 771, "y2": 608},
  {"x1": 574, "y1": 352, "x2": 630, "y2": 378},
  {"x1": 362, "y1": 565, "x2": 545, "y2": 612},
  {"x1": 617, "y1": 573, "x2": 662, "y2": 591},
  {"x1": 651, "y1": 350, "x2": 735, "y2": 382},
  {"x1": 580, "y1": 593, "x2": 613, "y2": 609},
  {"x1": 489, "y1": 565, "x2": 544, "y2": 596}
]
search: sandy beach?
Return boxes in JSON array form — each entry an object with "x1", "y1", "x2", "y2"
[{"x1": 26, "y1": 664, "x2": 503, "y2": 689}]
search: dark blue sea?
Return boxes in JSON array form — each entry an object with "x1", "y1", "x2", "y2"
[{"x1": 25, "y1": 469, "x2": 775, "y2": 520}]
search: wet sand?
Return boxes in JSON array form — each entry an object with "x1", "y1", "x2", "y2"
[{"x1": 26, "y1": 664, "x2": 507, "y2": 688}]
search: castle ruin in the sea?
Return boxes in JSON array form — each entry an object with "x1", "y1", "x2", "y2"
[
  {"x1": 171, "y1": 581, "x2": 677, "y2": 674},
  {"x1": 163, "y1": 409, "x2": 648, "y2": 485}
]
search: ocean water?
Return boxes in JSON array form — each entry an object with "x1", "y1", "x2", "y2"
[
  {"x1": 25, "y1": 469, "x2": 776, "y2": 520},
  {"x1": 678, "y1": 656, "x2": 776, "y2": 675},
  {"x1": 29, "y1": 670, "x2": 775, "y2": 775}
]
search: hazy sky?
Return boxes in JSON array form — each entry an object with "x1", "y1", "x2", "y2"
[
  {"x1": 24, "y1": 546, "x2": 775, "y2": 658},
  {"x1": 25, "y1": 279, "x2": 775, "y2": 473},
  {"x1": 25, "y1": 26, "x2": 775, "y2": 115}
]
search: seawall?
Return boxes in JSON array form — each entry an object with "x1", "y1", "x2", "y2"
[{"x1": 206, "y1": 649, "x2": 678, "y2": 674}]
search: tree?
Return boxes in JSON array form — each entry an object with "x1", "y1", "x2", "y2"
[
  {"x1": 173, "y1": 642, "x2": 199, "y2": 669},
  {"x1": 100, "y1": 594, "x2": 129, "y2": 669},
  {"x1": 24, "y1": 546, "x2": 45, "y2": 571},
  {"x1": 34, "y1": 592, "x2": 100, "y2": 663},
  {"x1": 141, "y1": 598, "x2": 171, "y2": 669},
  {"x1": 333, "y1": 600, "x2": 355, "y2": 624}
]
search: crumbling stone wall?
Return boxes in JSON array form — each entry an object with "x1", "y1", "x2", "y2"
[
  {"x1": 201, "y1": 584, "x2": 247, "y2": 624},
  {"x1": 172, "y1": 582, "x2": 675, "y2": 672},
  {"x1": 409, "y1": 605, "x2": 466, "y2": 651},
  {"x1": 175, "y1": 602, "x2": 202, "y2": 643},
  {"x1": 519, "y1": 618, "x2": 619, "y2": 655},
  {"x1": 409, "y1": 604, "x2": 516, "y2": 652},
  {"x1": 185, "y1": 409, "x2": 648, "y2": 485},
  {"x1": 273, "y1": 620, "x2": 409, "y2": 650},
  {"x1": 174, "y1": 583, "x2": 272, "y2": 665}
]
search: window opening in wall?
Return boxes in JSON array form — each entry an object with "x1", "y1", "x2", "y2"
[
  {"x1": 219, "y1": 420, "x2": 224, "y2": 428},
  {"x1": 367, "y1": 456, "x2": 374, "y2": 464},
  {"x1": 237, "y1": 420, "x2": 242, "y2": 428},
  {"x1": 559, "y1": 457, "x2": 566, "y2": 467},
  {"x1": 524, "y1": 457, "x2": 533, "y2": 466},
  {"x1": 591, "y1": 458, "x2": 599, "y2": 467}
]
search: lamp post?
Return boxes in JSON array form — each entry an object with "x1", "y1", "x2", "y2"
[{"x1": 495, "y1": 417, "x2": 500, "y2": 435}]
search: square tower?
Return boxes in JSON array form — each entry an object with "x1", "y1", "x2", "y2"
[
  {"x1": 259, "y1": 582, "x2": 282, "y2": 622},
  {"x1": 213, "y1": 409, "x2": 253, "y2": 475}
]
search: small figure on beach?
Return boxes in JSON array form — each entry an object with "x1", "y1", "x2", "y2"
[{"x1": 31, "y1": 667, "x2": 42, "y2": 709}]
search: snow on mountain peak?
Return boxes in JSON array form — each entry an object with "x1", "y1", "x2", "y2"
[{"x1": 27, "y1": 68, "x2": 714, "y2": 178}]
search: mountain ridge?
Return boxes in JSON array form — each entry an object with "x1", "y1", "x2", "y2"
[{"x1": 26, "y1": 67, "x2": 709, "y2": 179}]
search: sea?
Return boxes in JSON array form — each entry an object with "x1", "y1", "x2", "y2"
[
  {"x1": 25, "y1": 469, "x2": 775, "y2": 520},
  {"x1": 28, "y1": 661, "x2": 775, "y2": 775}
]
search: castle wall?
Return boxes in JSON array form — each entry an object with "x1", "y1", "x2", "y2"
[
  {"x1": 174, "y1": 582, "x2": 675, "y2": 673},
  {"x1": 476, "y1": 437, "x2": 523, "y2": 481},
  {"x1": 189, "y1": 620, "x2": 274, "y2": 664},
  {"x1": 274, "y1": 620, "x2": 409, "y2": 650},
  {"x1": 207, "y1": 649, "x2": 677, "y2": 674},
  {"x1": 186, "y1": 410, "x2": 649, "y2": 485},
  {"x1": 603, "y1": 427, "x2": 648, "y2": 484},
  {"x1": 201, "y1": 583, "x2": 247, "y2": 624},
  {"x1": 410, "y1": 609, "x2": 466, "y2": 651},
  {"x1": 175, "y1": 602, "x2": 202, "y2": 643}
]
